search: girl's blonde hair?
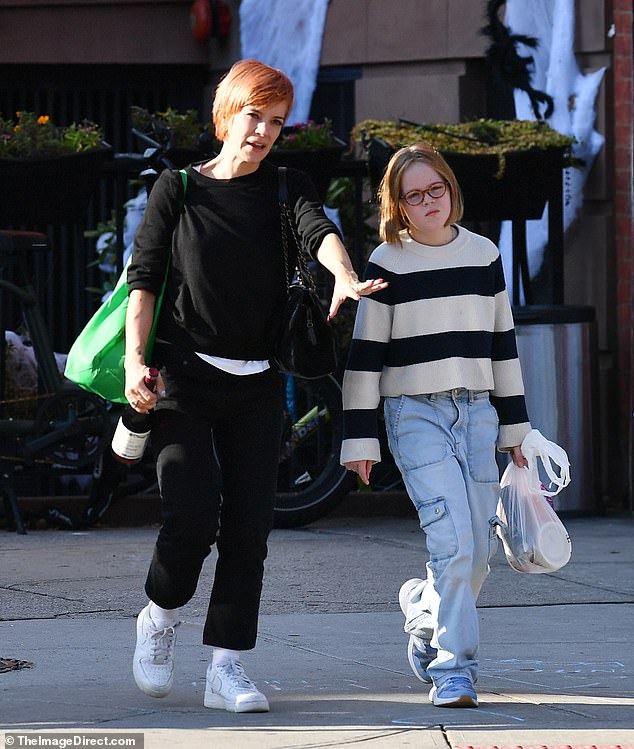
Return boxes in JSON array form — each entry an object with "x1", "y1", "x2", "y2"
[
  {"x1": 378, "y1": 142, "x2": 464, "y2": 246},
  {"x1": 213, "y1": 59, "x2": 294, "y2": 142}
]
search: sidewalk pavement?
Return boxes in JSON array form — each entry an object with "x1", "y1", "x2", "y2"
[{"x1": 1, "y1": 513, "x2": 633, "y2": 749}]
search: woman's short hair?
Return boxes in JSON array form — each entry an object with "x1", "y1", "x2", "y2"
[
  {"x1": 378, "y1": 142, "x2": 464, "y2": 246},
  {"x1": 213, "y1": 59, "x2": 294, "y2": 142}
]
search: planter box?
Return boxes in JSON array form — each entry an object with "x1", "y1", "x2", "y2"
[
  {"x1": 0, "y1": 147, "x2": 112, "y2": 226},
  {"x1": 366, "y1": 137, "x2": 564, "y2": 222},
  {"x1": 266, "y1": 142, "x2": 346, "y2": 202}
]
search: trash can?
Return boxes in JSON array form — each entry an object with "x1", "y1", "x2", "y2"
[{"x1": 513, "y1": 305, "x2": 598, "y2": 515}]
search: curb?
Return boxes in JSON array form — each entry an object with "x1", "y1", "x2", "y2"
[{"x1": 11, "y1": 490, "x2": 416, "y2": 530}]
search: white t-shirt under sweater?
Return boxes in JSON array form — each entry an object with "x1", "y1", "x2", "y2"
[{"x1": 340, "y1": 225, "x2": 531, "y2": 465}]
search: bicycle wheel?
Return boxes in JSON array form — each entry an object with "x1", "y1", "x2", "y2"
[
  {"x1": 274, "y1": 374, "x2": 352, "y2": 528},
  {"x1": 31, "y1": 391, "x2": 108, "y2": 468}
]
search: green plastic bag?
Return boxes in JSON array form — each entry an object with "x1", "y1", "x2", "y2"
[{"x1": 64, "y1": 170, "x2": 186, "y2": 403}]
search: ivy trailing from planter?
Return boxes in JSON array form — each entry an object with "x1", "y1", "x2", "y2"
[{"x1": 351, "y1": 118, "x2": 580, "y2": 180}]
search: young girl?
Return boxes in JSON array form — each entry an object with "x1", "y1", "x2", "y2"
[{"x1": 340, "y1": 143, "x2": 531, "y2": 708}]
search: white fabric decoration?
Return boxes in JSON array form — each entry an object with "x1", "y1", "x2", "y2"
[
  {"x1": 239, "y1": 0, "x2": 330, "y2": 124},
  {"x1": 500, "y1": 0, "x2": 606, "y2": 300}
]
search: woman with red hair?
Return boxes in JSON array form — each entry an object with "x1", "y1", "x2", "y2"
[{"x1": 125, "y1": 58, "x2": 385, "y2": 713}]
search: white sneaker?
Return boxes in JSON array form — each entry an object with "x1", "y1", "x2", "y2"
[
  {"x1": 407, "y1": 634, "x2": 436, "y2": 684},
  {"x1": 204, "y1": 660, "x2": 269, "y2": 713},
  {"x1": 133, "y1": 603, "x2": 179, "y2": 698}
]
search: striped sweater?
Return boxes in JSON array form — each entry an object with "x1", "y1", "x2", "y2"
[{"x1": 340, "y1": 226, "x2": 531, "y2": 465}]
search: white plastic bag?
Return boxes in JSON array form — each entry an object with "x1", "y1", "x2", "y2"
[
  {"x1": 496, "y1": 463, "x2": 572, "y2": 573},
  {"x1": 521, "y1": 429, "x2": 571, "y2": 498}
]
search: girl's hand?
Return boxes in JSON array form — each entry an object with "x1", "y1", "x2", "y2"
[
  {"x1": 344, "y1": 460, "x2": 376, "y2": 486},
  {"x1": 328, "y1": 270, "x2": 388, "y2": 320},
  {"x1": 124, "y1": 363, "x2": 165, "y2": 414},
  {"x1": 510, "y1": 445, "x2": 528, "y2": 467}
]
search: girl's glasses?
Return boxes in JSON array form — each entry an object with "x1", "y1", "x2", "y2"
[{"x1": 400, "y1": 181, "x2": 447, "y2": 206}]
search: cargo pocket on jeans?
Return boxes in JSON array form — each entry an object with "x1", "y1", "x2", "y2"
[{"x1": 415, "y1": 496, "x2": 458, "y2": 562}]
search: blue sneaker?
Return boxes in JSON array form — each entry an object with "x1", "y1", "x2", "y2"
[
  {"x1": 407, "y1": 634, "x2": 436, "y2": 683},
  {"x1": 429, "y1": 676, "x2": 478, "y2": 708}
]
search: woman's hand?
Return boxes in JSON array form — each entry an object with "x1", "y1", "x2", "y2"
[
  {"x1": 124, "y1": 362, "x2": 165, "y2": 414},
  {"x1": 328, "y1": 269, "x2": 388, "y2": 319},
  {"x1": 510, "y1": 445, "x2": 528, "y2": 467},
  {"x1": 344, "y1": 459, "x2": 376, "y2": 486},
  {"x1": 314, "y1": 234, "x2": 388, "y2": 319}
]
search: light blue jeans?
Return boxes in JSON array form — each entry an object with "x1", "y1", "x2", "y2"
[{"x1": 384, "y1": 389, "x2": 500, "y2": 687}]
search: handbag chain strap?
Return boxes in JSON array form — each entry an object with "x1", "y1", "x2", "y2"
[{"x1": 278, "y1": 167, "x2": 317, "y2": 294}]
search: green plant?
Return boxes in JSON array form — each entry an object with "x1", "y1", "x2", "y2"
[
  {"x1": 275, "y1": 119, "x2": 341, "y2": 151},
  {"x1": 130, "y1": 106, "x2": 212, "y2": 149},
  {"x1": 325, "y1": 177, "x2": 379, "y2": 263},
  {"x1": 0, "y1": 112, "x2": 104, "y2": 159},
  {"x1": 84, "y1": 176, "x2": 146, "y2": 298},
  {"x1": 352, "y1": 118, "x2": 580, "y2": 178},
  {"x1": 84, "y1": 211, "x2": 119, "y2": 298}
]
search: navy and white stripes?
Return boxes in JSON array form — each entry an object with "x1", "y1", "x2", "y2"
[{"x1": 340, "y1": 226, "x2": 531, "y2": 464}]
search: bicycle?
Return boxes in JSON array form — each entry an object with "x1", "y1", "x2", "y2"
[
  {"x1": 0, "y1": 230, "x2": 110, "y2": 534},
  {"x1": 0, "y1": 122, "x2": 197, "y2": 533}
]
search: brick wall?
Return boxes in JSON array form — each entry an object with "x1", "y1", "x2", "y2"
[
  {"x1": 0, "y1": 1, "x2": 206, "y2": 65},
  {"x1": 612, "y1": 0, "x2": 634, "y2": 466}
]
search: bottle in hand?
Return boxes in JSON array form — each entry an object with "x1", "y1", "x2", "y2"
[{"x1": 111, "y1": 367, "x2": 159, "y2": 464}]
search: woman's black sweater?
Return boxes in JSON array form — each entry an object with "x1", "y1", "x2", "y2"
[{"x1": 127, "y1": 160, "x2": 339, "y2": 360}]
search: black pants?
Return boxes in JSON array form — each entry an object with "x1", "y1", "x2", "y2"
[{"x1": 145, "y1": 346, "x2": 284, "y2": 650}]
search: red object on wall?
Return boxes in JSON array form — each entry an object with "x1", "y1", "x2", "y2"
[
  {"x1": 190, "y1": 0, "x2": 212, "y2": 43},
  {"x1": 190, "y1": 0, "x2": 231, "y2": 43},
  {"x1": 214, "y1": 0, "x2": 232, "y2": 38},
  {"x1": 612, "y1": 0, "x2": 634, "y2": 456}
]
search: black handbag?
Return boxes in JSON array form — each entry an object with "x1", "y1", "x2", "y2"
[{"x1": 273, "y1": 167, "x2": 337, "y2": 380}]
